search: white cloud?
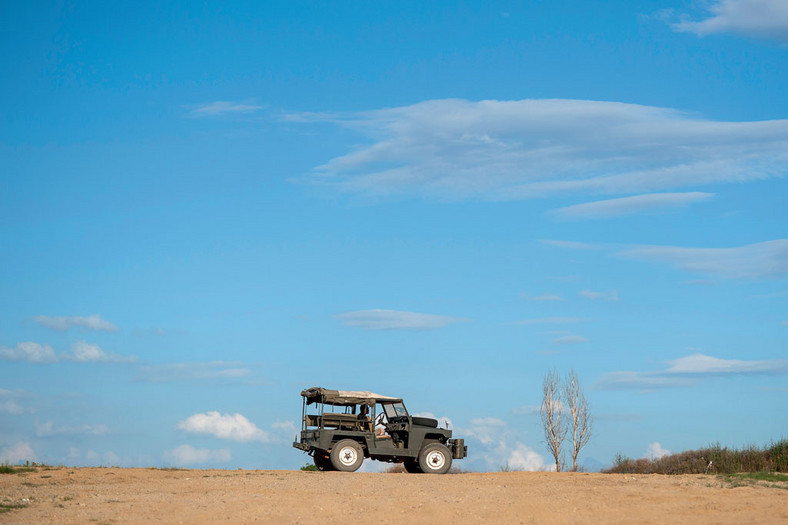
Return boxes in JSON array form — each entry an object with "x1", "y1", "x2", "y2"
[
  {"x1": 33, "y1": 314, "x2": 118, "y2": 332},
  {"x1": 507, "y1": 442, "x2": 550, "y2": 471},
  {"x1": 336, "y1": 309, "x2": 469, "y2": 330},
  {"x1": 177, "y1": 411, "x2": 271, "y2": 443},
  {"x1": 553, "y1": 335, "x2": 589, "y2": 345},
  {"x1": 164, "y1": 444, "x2": 231, "y2": 466},
  {"x1": 514, "y1": 317, "x2": 590, "y2": 325},
  {"x1": 461, "y1": 418, "x2": 549, "y2": 471},
  {"x1": 0, "y1": 342, "x2": 58, "y2": 363},
  {"x1": 599, "y1": 353, "x2": 788, "y2": 390},
  {"x1": 35, "y1": 421, "x2": 110, "y2": 437},
  {"x1": 673, "y1": 0, "x2": 788, "y2": 43},
  {"x1": 135, "y1": 361, "x2": 254, "y2": 382},
  {"x1": 579, "y1": 290, "x2": 619, "y2": 301},
  {"x1": 187, "y1": 101, "x2": 262, "y2": 117},
  {"x1": 645, "y1": 442, "x2": 671, "y2": 460},
  {"x1": 620, "y1": 239, "x2": 788, "y2": 279},
  {"x1": 0, "y1": 442, "x2": 37, "y2": 464},
  {"x1": 552, "y1": 192, "x2": 714, "y2": 220},
  {"x1": 294, "y1": 99, "x2": 788, "y2": 201}
]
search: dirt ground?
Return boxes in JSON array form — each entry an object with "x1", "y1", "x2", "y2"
[{"x1": 1, "y1": 467, "x2": 787, "y2": 524}]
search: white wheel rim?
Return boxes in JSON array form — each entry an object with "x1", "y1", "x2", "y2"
[
  {"x1": 339, "y1": 446, "x2": 358, "y2": 466},
  {"x1": 426, "y1": 450, "x2": 445, "y2": 470}
]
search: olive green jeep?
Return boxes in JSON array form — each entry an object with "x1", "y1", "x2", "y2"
[{"x1": 293, "y1": 387, "x2": 467, "y2": 474}]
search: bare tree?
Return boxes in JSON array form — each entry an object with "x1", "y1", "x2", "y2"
[
  {"x1": 564, "y1": 369, "x2": 592, "y2": 472},
  {"x1": 540, "y1": 369, "x2": 566, "y2": 472}
]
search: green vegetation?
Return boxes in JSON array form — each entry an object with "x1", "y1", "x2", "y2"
[
  {"x1": 0, "y1": 464, "x2": 37, "y2": 474},
  {"x1": 605, "y1": 438, "x2": 788, "y2": 475},
  {"x1": 300, "y1": 463, "x2": 319, "y2": 472},
  {"x1": 0, "y1": 502, "x2": 28, "y2": 514},
  {"x1": 728, "y1": 472, "x2": 788, "y2": 483}
]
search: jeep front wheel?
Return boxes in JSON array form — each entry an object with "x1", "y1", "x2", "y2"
[
  {"x1": 330, "y1": 440, "x2": 364, "y2": 472},
  {"x1": 418, "y1": 443, "x2": 452, "y2": 474}
]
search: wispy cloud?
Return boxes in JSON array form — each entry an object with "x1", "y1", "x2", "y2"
[
  {"x1": 540, "y1": 240, "x2": 601, "y2": 250},
  {"x1": 598, "y1": 353, "x2": 788, "y2": 390},
  {"x1": 293, "y1": 99, "x2": 788, "y2": 201},
  {"x1": 511, "y1": 404, "x2": 540, "y2": 415},
  {"x1": 177, "y1": 411, "x2": 271, "y2": 443},
  {"x1": 187, "y1": 101, "x2": 263, "y2": 117},
  {"x1": 513, "y1": 317, "x2": 590, "y2": 325},
  {"x1": 552, "y1": 192, "x2": 714, "y2": 220},
  {"x1": 664, "y1": 353, "x2": 788, "y2": 374},
  {"x1": 620, "y1": 239, "x2": 788, "y2": 279},
  {"x1": 0, "y1": 341, "x2": 135, "y2": 364},
  {"x1": 521, "y1": 292, "x2": 563, "y2": 301},
  {"x1": 135, "y1": 361, "x2": 254, "y2": 382},
  {"x1": 35, "y1": 421, "x2": 110, "y2": 437},
  {"x1": 0, "y1": 442, "x2": 37, "y2": 464},
  {"x1": 672, "y1": 0, "x2": 788, "y2": 43},
  {"x1": 164, "y1": 445, "x2": 231, "y2": 466},
  {"x1": 0, "y1": 389, "x2": 27, "y2": 415},
  {"x1": 33, "y1": 314, "x2": 118, "y2": 332},
  {"x1": 66, "y1": 341, "x2": 136, "y2": 363},
  {"x1": 544, "y1": 238, "x2": 788, "y2": 280},
  {"x1": 553, "y1": 335, "x2": 589, "y2": 345},
  {"x1": 336, "y1": 309, "x2": 469, "y2": 330},
  {"x1": 579, "y1": 290, "x2": 619, "y2": 301},
  {"x1": 684, "y1": 279, "x2": 718, "y2": 286}
]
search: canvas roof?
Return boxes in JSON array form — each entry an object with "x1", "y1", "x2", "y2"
[{"x1": 300, "y1": 387, "x2": 402, "y2": 406}]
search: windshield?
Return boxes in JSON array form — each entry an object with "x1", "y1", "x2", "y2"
[{"x1": 382, "y1": 402, "x2": 408, "y2": 419}]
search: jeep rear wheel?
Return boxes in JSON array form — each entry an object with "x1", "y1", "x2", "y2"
[
  {"x1": 314, "y1": 452, "x2": 333, "y2": 471},
  {"x1": 330, "y1": 440, "x2": 364, "y2": 472},
  {"x1": 403, "y1": 457, "x2": 422, "y2": 473},
  {"x1": 418, "y1": 443, "x2": 452, "y2": 474}
]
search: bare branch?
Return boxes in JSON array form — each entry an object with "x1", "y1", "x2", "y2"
[
  {"x1": 565, "y1": 369, "x2": 593, "y2": 472},
  {"x1": 540, "y1": 369, "x2": 567, "y2": 472}
]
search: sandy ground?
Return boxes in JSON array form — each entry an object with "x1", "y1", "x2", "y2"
[{"x1": 1, "y1": 467, "x2": 787, "y2": 524}]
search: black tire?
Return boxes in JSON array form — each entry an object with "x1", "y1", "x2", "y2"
[
  {"x1": 403, "y1": 457, "x2": 423, "y2": 473},
  {"x1": 418, "y1": 443, "x2": 452, "y2": 474},
  {"x1": 330, "y1": 439, "x2": 364, "y2": 472},
  {"x1": 314, "y1": 452, "x2": 333, "y2": 471}
]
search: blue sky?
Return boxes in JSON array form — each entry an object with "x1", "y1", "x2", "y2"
[{"x1": 1, "y1": 0, "x2": 786, "y2": 471}]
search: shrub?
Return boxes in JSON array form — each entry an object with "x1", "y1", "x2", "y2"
[{"x1": 604, "y1": 439, "x2": 787, "y2": 475}]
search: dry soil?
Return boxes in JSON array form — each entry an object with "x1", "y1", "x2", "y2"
[{"x1": 2, "y1": 467, "x2": 787, "y2": 524}]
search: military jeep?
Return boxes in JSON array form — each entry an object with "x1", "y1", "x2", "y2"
[{"x1": 293, "y1": 387, "x2": 467, "y2": 474}]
